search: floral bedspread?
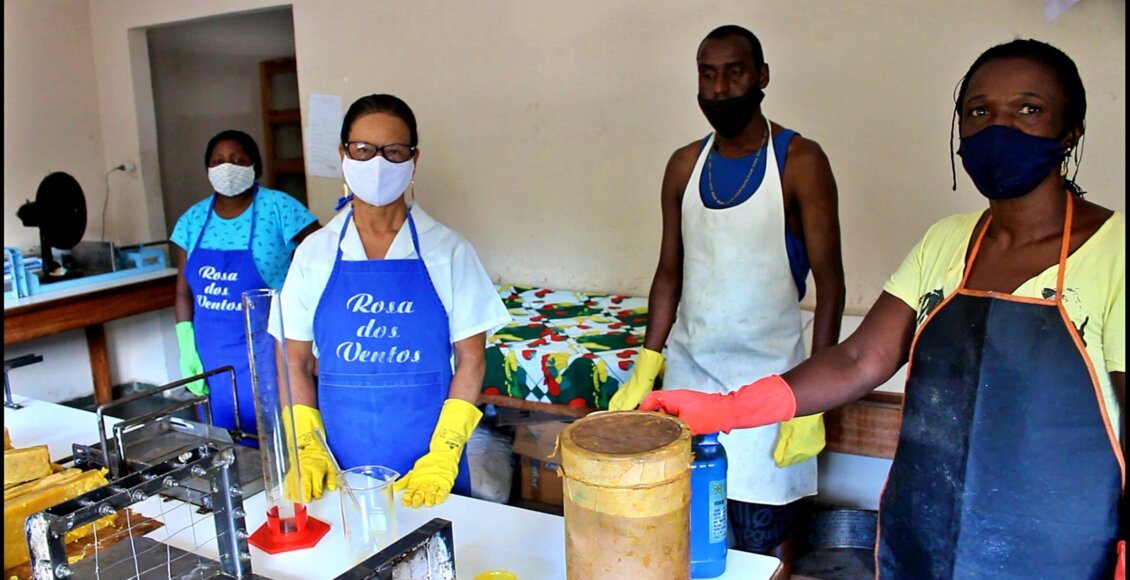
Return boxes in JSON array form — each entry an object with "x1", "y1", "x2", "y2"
[{"x1": 481, "y1": 284, "x2": 662, "y2": 409}]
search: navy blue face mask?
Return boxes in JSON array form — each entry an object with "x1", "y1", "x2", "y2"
[{"x1": 957, "y1": 124, "x2": 1068, "y2": 200}]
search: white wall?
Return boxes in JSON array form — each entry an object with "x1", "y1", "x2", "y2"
[
  {"x1": 3, "y1": 330, "x2": 96, "y2": 403},
  {"x1": 4, "y1": 0, "x2": 109, "y2": 250},
  {"x1": 3, "y1": 0, "x2": 175, "y2": 403},
  {"x1": 148, "y1": 8, "x2": 296, "y2": 237},
  {"x1": 72, "y1": 0, "x2": 1124, "y2": 311},
  {"x1": 817, "y1": 452, "x2": 892, "y2": 510},
  {"x1": 290, "y1": 0, "x2": 1125, "y2": 314}
]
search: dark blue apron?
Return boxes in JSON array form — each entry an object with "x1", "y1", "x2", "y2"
[
  {"x1": 312, "y1": 210, "x2": 471, "y2": 495},
  {"x1": 877, "y1": 194, "x2": 1124, "y2": 578},
  {"x1": 184, "y1": 193, "x2": 267, "y2": 441}
]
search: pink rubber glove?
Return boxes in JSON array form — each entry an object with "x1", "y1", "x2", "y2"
[
  {"x1": 639, "y1": 375, "x2": 797, "y2": 435},
  {"x1": 1115, "y1": 540, "x2": 1125, "y2": 580}
]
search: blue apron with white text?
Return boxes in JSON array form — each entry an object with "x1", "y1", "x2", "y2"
[
  {"x1": 184, "y1": 194, "x2": 267, "y2": 442},
  {"x1": 312, "y1": 210, "x2": 471, "y2": 495},
  {"x1": 877, "y1": 194, "x2": 1123, "y2": 578}
]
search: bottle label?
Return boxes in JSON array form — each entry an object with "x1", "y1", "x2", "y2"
[{"x1": 709, "y1": 479, "x2": 727, "y2": 544}]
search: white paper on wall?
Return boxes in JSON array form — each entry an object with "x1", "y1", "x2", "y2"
[
  {"x1": 305, "y1": 94, "x2": 344, "y2": 179},
  {"x1": 1043, "y1": 0, "x2": 1082, "y2": 21}
]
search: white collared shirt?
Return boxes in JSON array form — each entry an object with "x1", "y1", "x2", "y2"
[{"x1": 280, "y1": 203, "x2": 510, "y2": 357}]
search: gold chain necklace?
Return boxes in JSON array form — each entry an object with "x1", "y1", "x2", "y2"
[{"x1": 706, "y1": 118, "x2": 771, "y2": 207}]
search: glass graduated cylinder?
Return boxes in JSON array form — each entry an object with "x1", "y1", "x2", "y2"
[{"x1": 243, "y1": 288, "x2": 301, "y2": 522}]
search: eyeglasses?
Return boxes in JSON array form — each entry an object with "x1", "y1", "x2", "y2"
[{"x1": 343, "y1": 141, "x2": 416, "y2": 163}]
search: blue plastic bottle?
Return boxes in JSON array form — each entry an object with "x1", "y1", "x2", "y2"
[{"x1": 690, "y1": 433, "x2": 728, "y2": 578}]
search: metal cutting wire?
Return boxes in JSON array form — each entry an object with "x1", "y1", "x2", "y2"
[{"x1": 85, "y1": 496, "x2": 220, "y2": 579}]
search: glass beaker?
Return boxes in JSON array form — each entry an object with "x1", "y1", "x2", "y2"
[{"x1": 340, "y1": 465, "x2": 400, "y2": 558}]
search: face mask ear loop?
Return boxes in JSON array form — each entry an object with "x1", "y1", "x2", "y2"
[
  {"x1": 410, "y1": 160, "x2": 417, "y2": 204},
  {"x1": 1071, "y1": 129, "x2": 1085, "y2": 190},
  {"x1": 1061, "y1": 124, "x2": 1086, "y2": 198},
  {"x1": 1066, "y1": 130, "x2": 1084, "y2": 197},
  {"x1": 949, "y1": 77, "x2": 963, "y2": 192},
  {"x1": 949, "y1": 111, "x2": 959, "y2": 192}
]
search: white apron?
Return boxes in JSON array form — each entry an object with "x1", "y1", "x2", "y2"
[{"x1": 665, "y1": 128, "x2": 816, "y2": 505}]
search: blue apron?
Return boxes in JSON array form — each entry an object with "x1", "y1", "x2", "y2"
[
  {"x1": 184, "y1": 193, "x2": 268, "y2": 441},
  {"x1": 877, "y1": 193, "x2": 1123, "y2": 578},
  {"x1": 312, "y1": 210, "x2": 471, "y2": 495}
]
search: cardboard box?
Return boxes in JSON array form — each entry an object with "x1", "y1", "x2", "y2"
[
  {"x1": 512, "y1": 421, "x2": 569, "y2": 506},
  {"x1": 518, "y1": 456, "x2": 564, "y2": 506}
]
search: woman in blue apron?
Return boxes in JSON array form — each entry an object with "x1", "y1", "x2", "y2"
[
  {"x1": 276, "y1": 94, "x2": 509, "y2": 507},
  {"x1": 172, "y1": 130, "x2": 318, "y2": 444},
  {"x1": 642, "y1": 39, "x2": 1124, "y2": 578}
]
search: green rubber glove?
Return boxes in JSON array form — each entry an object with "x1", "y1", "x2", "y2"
[
  {"x1": 608, "y1": 348, "x2": 665, "y2": 411},
  {"x1": 284, "y1": 404, "x2": 338, "y2": 503},
  {"x1": 394, "y1": 399, "x2": 482, "y2": 508},
  {"x1": 175, "y1": 321, "x2": 208, "y2": 396}
]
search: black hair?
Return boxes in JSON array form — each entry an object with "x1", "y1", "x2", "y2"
[
  {"x1": 204, "y1": 130, "x2": 262, "y2": 179},
  {"x1": 700, "y1": 25, "x2": 764, "y2": 67},
  {"x1": 340, "y1": 94, "x2": 419, "y2": 147},
  {"x1": 950, "y1": 38, "x2": 1087, "y2": 193}
]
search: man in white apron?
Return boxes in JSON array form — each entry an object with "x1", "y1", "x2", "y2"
[{"x1": 609, "y1": 24, "x2": 845, "y2": 574}]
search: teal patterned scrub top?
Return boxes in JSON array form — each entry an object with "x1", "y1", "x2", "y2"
[{"x1": 170, "y1": 185, "x2": 317, "y2": 289}]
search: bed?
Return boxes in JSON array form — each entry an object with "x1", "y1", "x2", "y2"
[{"x1": 480, "y1": 284, "x2": 662, "y2": 410}]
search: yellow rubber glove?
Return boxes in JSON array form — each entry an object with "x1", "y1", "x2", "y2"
[
  {"x1": 772, "y1": 413, "x2": 826, "y2": 467},
  {"x1": 608, "y1": 348, "x2": 664, "y2": 411},
  {"x1": 174, "y1": 321, "x2": 208, "y2": 396},
  {"x1": 394, "y1": 398, "x2": 482, "y2": 508},
  {"x1": 283, "y1": 404, "x2": 338, "y2": 504}
]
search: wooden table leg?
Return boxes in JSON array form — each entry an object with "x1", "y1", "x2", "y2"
[{"x1": 85, "y1": 324, "x2": 112, "y2": 404}]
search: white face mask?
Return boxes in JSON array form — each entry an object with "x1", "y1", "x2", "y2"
[
  {"x1": 342, "y1": 156, "x2": 414, "y2": 207},
  {"x1": 208, "y1": 163, "x2": 256, "y2": 197}
]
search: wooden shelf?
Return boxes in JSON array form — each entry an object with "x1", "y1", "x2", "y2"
[
  {"x1": 823, "y1": 392, "x2": 903, "y2": 459},
  {"x1": 259, "y1": 56, "x2": 306, "y2": 201},
  {"x1": 273, "y1": 158, "x2": 305, "y2": 174},
  {"x1": 478, "y1": 394, "x2": 591, "y2": 418},
  {"x1": 268, "y1": 108, "x2": 301, "y2": 125}
]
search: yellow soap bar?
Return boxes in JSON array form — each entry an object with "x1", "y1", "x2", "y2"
[
  {"x1": 65, "y1": 510, "x2": 117, "y2": 543},
  {"x1": 4, "y1": 468, "x2": 84, "y2": 502},
  {"x1": 4, "y1": 446, "x2": 51, "y2": 486},
  {"x1": 3, "y1": 468, "x2": 109, "y2": 569},
  {"x1": 3, "y1": 427, "x2": 10, "y2": 450}
]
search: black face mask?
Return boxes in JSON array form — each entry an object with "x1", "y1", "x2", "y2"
[{"x1": 697, "y1": 85, "x2": 765, "y2": 139}]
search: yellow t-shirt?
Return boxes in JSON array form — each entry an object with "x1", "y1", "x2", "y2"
[{"x1": 883, "y1": 209, "x2": 1125, "y2": 438}]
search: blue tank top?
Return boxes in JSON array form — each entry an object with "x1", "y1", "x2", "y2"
[{"x1": 698, "y1": 129, "x2": 810, "y2": 299}]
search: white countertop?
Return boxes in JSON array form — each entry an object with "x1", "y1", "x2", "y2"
[
  {"x1": 4, "y1": 396, "x2": 781, "y2": 579},
  {"x1": 3, "y1": 267, "x2": 177, "y2": 311}
]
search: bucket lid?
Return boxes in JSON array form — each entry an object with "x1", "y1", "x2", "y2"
[{"x1": 560, "y1": 411, "x2": 691, "y2": 487}]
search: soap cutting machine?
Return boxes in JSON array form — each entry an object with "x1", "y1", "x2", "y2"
[
  {"x1": 68, "y1": 367, "x2": 265, "y2": 513},
  {"x1": 23, "y1": 364, "x2": 464, "y2": 579}
]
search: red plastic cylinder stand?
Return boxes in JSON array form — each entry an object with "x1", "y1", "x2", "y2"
[{"x1": 248, "y1": 504, "x2": 331, "y2": 554}]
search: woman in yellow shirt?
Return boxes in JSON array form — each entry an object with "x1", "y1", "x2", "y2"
[{"x1": 643, "y1": 38, "x2": 1124, "y2": 579}]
